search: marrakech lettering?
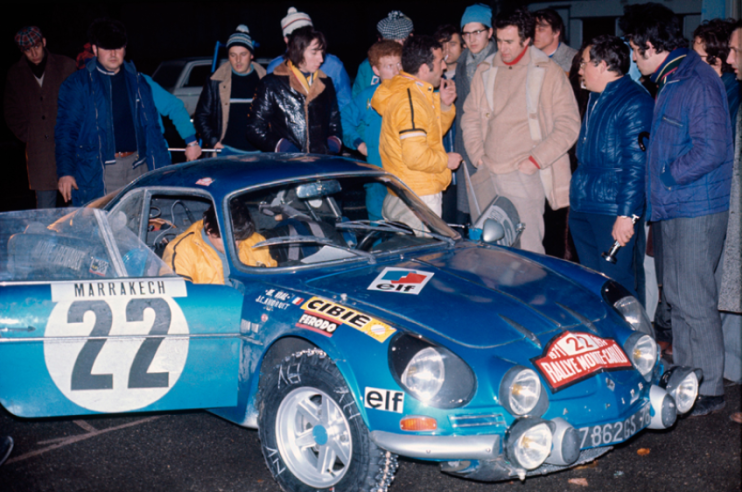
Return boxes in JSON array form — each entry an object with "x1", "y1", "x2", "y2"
[{"x1": 532, "y1": 332, "x2": 632, "y2": 392}]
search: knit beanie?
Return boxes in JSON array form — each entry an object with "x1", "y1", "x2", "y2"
[
  {"x1": 377, "y1": 11, "x2": 414, "y2": 40},
  {"x1": 281, "y1": 7, "x2": 313, "y2": 37},
  {"x1": 14, "y1": 26, "x2": 43, "y2": 49},
  {"x1": 461, "y1": 3, "x2": 493, "y2": 29},
  {"x1": 227, "y1": 24, "x2": 254, "y2": 53}
]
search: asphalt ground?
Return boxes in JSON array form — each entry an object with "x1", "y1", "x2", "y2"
[{"x1": 0, "y1": 381, "x2": 739, "y2": 492}]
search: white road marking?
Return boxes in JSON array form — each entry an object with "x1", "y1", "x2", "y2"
[{"x1": 5, "y1": 416, "x2": 160, "y2": 465}]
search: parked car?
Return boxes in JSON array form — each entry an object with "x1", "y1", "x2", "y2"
[
  {"x1": 152, "y1": 56, "x2": 272, "y2": 116},
  {"x1": 0, "y1": 154, "x2": 701, "y2": 491}
]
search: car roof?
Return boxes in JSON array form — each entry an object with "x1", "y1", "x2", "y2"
[{"x1": 128, "y1": 154, "x2": 387, "y2": 201}]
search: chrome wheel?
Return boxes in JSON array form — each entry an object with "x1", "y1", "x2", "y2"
[{"x1": 275, "y1": 386, "x2": 352, "y2": 487}]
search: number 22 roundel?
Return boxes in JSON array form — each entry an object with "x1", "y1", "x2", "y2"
[{"x1": 44, "y1": 282, "x2": 189, "y2": 413}]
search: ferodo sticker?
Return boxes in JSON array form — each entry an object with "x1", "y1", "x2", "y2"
[
  {"x1": 531, "y1": 332, "x2": 633, "y2": 392},
  {"x1": 296, "y1": 313, "x2": 338, "y2": 337},
  {"x1": 365, "y1": 387, "x2": 405, "y2": 413},
  {"x1": 367, "y1": 268, "x2": 434, "y2": 295},
  {"x1": 300, "y1": 297, "x2": 396, "y2": 342},
  {"x1": 45, "y1": 279, "x2": 189, "y2": 412}
]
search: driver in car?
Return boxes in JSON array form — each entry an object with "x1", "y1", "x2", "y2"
[{"x1": 162, "y1": 202, "x2": 276, "y2": 284}]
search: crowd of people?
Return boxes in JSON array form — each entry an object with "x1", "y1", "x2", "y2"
[{"x1": 1, "y1": 3, "x2": 741, "y2": 458}]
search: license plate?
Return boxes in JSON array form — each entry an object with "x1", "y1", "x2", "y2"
[{"x1": 578, "y1": 402, "x2": 651, "y2": 449}]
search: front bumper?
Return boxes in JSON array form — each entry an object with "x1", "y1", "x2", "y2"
[{"x1": 369, "y1": 431, "x2": 500, "y2": 460}]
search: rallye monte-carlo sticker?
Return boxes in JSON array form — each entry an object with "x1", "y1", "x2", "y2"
[
  {"x1": 299, "y1": 297, "x2": 396, "y2": 342},
  {"x1": 44, "y1": 279, "x2": 189, "y2": 412},
  {"x1": 531, "y1": 332, "x2": 633, "y2": 392}
]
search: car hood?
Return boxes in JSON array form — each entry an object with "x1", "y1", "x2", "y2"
[{"x1": 302, "y1": 245, "x2": 609, "y2": 348}]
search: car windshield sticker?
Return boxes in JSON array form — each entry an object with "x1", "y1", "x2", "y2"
[
  {"x1": 364, "y1": 387, "x2": 404, "y2": 413},
  {"x1": 531, "y1": 332, "x2": 633, "y2": 392},
  {"x1": 296, "y1": 313, "x2": 338, "y2": 337},
  {"x1": 51, "y1": 278, "x2": 187, "y2": 302},
  {"x1": 367, "y1": 267, "x2": 434, "y2": 295},
  {"x1": 44, "y1": 282, "x2": 190, "y2": 413},
  {"x1": 300, "y1": 297, "x2": 396, "y2": 342},
  {"x1": 89, "y1": 258, "x2": 109, "y2": 277},
  {"x1": 195, "y1": 177, "x2": 214, "y2": 186}
]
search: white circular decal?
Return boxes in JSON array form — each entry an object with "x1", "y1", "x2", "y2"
[{"x1": 44, "y1": 297, "x2": 189, "y2": 412}]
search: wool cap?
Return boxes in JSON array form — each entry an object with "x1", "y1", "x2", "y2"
[
  {"x1": 461, "y1": 3, "x2": 493, "y2": 29},
  {"x1": 377, "y1": 11, "x2": 413, "y2": 40},
  {"x1": 227, "y1": 24, "x2": 254, "y2": 53},
  {"x1": 281, "y1": 7, "x2": 313, "y2": 37},
  {"x1": 15, "y1": 26, "x2": 43, "y2": 49}
]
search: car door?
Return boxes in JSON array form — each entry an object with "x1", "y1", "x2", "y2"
[{"x1": 0, "y1": 208, "x2": 244, "y2": 418}]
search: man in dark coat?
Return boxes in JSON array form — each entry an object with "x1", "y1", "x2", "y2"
[
  {"x1": 55, "y1": 19, "x2": 169, "y2": 206},
  {"x1": 4, "y1": 26, "x2": 75, "y2": 209},
  {"x1": 622, "y1": 3, "x2": 733, "y2": 417}
]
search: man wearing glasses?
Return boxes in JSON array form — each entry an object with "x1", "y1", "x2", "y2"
[
  {"x1": 4, "y1": 26, "x2": 75, "y2": 209},
  {"x1": 454, "y1": 3, "x2": 498, "y2": 225}
]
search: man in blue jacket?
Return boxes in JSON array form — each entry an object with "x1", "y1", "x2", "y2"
[
  {"x1": 570, "y1": 35, "x2": 653, "y2": 296},
  {"x1": 340, "y1": 40, "x2": 401, "y2": 220},
  {"x1": 621, "y1": 3, "x2": 734, "y2": 417},
  {"x1": 56, "y1": 19, "x2": 170, "y2": 206}
]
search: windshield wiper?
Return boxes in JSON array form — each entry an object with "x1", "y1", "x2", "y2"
[
  {"x1": 337, "y1": 220, "x2": 456, "y2": 246},
  {"x1": 253, "y1": 235, "x2": 376, "y2": 263}
]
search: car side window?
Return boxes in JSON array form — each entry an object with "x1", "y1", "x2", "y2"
[
  {"x1": 184, "y1": 65, "x2": 211, "y2": 88},
  {"x1": 110, "y1": 189, "x2": 145, "y2": 238},
  {"x1": 146, "y1": 194, "x2": 213, "y2": 257}
]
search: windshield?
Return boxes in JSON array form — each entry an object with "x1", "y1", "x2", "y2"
[
  {"x1": 0, "y1": 208, "x2": 175, "y2": 282},
  {"x1": 151, "y1": 61, "x2": 186, "y2": 89},
  {"x1": 227, "y1": 175, "x2": 459, "y2": 269}
]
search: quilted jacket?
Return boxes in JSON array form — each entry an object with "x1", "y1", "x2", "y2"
[{"x1": 571, "y1": 75, "x2": 654, "y2": 217}]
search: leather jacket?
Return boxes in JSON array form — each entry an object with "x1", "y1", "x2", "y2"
[
  {"x1": 247, "y1": 61, "x2": 341, "y2": 153},
  {"x1": 571, "y1": 76, "x2": 654, "y2": 217},
  {"x1": 194, "y1": 61, "x2": 265, "y2": 148}
]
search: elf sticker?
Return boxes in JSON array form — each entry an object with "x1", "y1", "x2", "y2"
[
  {"x1": 367, "y1": 268, "x2": 434, "y2": 295},
  {"x1": 531, "y1": 332, "x2": 633, "y2": 392},
  {"x1": 300, "y1": 297, "x2": 395, "y2": 342}
]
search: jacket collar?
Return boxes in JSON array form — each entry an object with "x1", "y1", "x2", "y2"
[
  {"x1": 85, "y1": 56, "x2": 137, "y2": 76},
  {"x1": 600, "y1": 74, "x2": 632, "y2": 96},
  {"x1": 274, "y1": 60, "x2": 328, "y2": 102},
  {"x1": 650, "y1": 47, "x2": 692, "y2": 84}
]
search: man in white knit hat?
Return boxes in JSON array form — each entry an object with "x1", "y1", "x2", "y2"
[
  {"x1": 267, "y1": 7, "x2": 352, "y2": 109},
  {"x1": 195, "y1": 24, "x2": 266, "y2": 155}
]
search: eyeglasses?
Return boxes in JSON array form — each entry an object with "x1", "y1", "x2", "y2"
[
  {"x1": 461, "y1": 29, "x2": 488, "y2": 39},
  {"x1": 578, "y1": 60, "x2": 598, "y2": 69}
]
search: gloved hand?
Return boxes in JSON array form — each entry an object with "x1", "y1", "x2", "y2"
[
  {"x1": 327, "y1": 136, "x2": 342, "y2": 154},
  {"x1": 275, "y1": 138, "x2": 300, "y2": 153}
]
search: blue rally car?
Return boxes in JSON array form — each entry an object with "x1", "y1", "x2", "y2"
[{"x1": 0, "y1": 155, "x2": 702, "y2": 490}]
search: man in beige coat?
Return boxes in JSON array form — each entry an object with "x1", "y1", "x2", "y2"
[{"x1": 461, "y1": 8, "x2": 580, "y2": 253}]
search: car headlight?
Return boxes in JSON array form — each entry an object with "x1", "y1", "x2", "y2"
[
  {"x1": 660, "y1": 366, "x2": 703, "y2": 414},
  {"x1": 389, "y1": 334, "x2": 476, "y2": 408},
  {"x1": 623, "y1": 332, "x2": 657, "y2": 381},
  {"x1": 499, "y1": 366, "x2": 548, "y2": 417},
  {"x1": 602, "y1": 281, "x2": 654, "y2": 337},
  {"x1": 506, "y1": 418, "x2": 555, "y2": 470}
]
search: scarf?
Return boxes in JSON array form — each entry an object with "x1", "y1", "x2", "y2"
[
  {"x1": 466, "y1": 42, "x2": 494, "y2": 82},
  {"x1": 26, "y1": 50, "x2": 47, "y2": 79},
  {"x1": 287, "y1": 60, "x2": 317, "y2": 95}
]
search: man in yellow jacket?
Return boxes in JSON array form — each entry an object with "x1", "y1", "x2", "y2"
[
  {"x1": 162, "y1": 203, "x2": 276, "y2": 284},
  {"x1": 372, "y1": 35, "x2": 461, "y2": 231}
]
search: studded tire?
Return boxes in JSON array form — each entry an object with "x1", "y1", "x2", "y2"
[{"x1": 258, "y1": 349, "x2": 398, "y2": 492}]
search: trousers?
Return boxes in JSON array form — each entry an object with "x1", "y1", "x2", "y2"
[{"x1": 662, "y1": 212, "x2": 728, "y2": 396}]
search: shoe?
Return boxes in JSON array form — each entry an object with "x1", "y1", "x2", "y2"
[
  {"x1": 689, "y1": 395, "x2": 726, "y2": 417},
  {"x1": 0, "y1": 436, "x2": 13, "y2": 466}
]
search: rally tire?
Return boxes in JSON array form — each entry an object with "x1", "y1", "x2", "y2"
[{"x1": 258, "y1": 349, "x2": 398, "y2": 492}]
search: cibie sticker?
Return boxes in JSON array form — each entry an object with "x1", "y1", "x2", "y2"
[
  {"x1": 364, "y1": 387, "x2": 405, "y2": 413},
  {"x1": 531, "y1": 332, "x2": 633, "y2": 392},
  {"x1": 300, "y1": 297, "x2": 396, "y2": 342},
  {"x1": 44, "y1": 294, "x2": 189, "y2": 413},
  {"x1": 367, "y1": 268, "x2": 434, "y2": 295}
]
